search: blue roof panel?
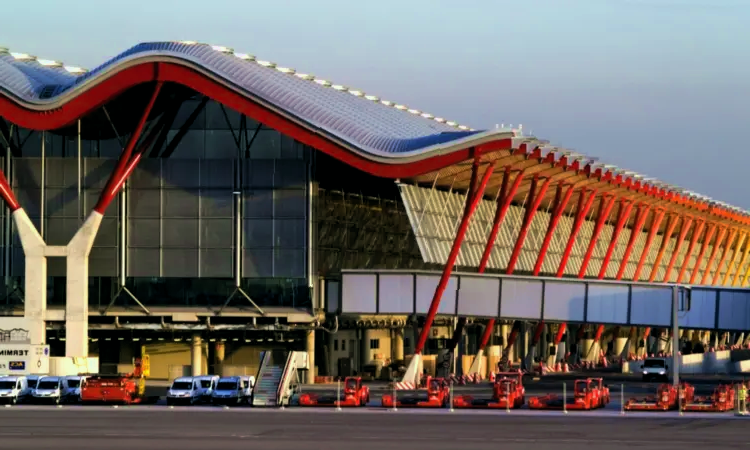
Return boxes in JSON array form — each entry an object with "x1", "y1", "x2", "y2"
[{"x1": 0, "y1": 42, "x2": 487, "y2": 155}]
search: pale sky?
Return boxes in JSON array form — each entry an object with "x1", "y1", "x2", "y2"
[{"x1": 4, "y1": 0, "x2": 750, "y2": 208}]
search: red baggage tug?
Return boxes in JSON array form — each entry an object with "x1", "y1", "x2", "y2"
[
  {"x1": 451, "y1": 371, "x2": 525, "y2": 409},
  {"x1": 528, "y1": 378, "x2": 609, "y2": 411},
  {"x1": 625, "y1": 383, "x2": 694, "y2": 411},
  {"x1": 682, "y1": 384, "x2": 735, "y2": 412},
  {"x1": 298, "y1": 377, "x2": 370, "y2": 407},
  {"x1": 381, "y1": 377, "x2": 450, "y2": 408}
]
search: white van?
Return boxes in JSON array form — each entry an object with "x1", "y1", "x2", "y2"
[
  {"x1": 211, "y1": 376, "x2": 251, "y2": 406},
  {"x1": 64, "y1": 376, "x2": 86, "y2": 403},
  {"x1": 0, "y1": 376, "x2": 31, "y2": 405},
  {"x1": 194, "y1": 375, "x2": 220, "y2": 403},
  {"x1": 239, "y1": 375, "x2": 255, "y2": 400},
  {"x1": 642, "y1": 357, "x2": 669, "y2": 382},
  {"x1": 166, "y1": 377, "x2": 202, "y2": 406},
  {"x1": 32, "y1": 376, "x2": 68, "y2": 404}
]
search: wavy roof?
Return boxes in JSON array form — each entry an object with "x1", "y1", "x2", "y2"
[{"x1": 0, "y1": 41, "x2": 748, "y2": 223}]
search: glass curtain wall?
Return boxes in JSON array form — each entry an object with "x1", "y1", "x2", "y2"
[{"x1": 0, "y1": 95, "x2": 311, "y2": 309}]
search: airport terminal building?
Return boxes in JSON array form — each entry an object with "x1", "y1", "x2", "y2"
[{"x1": 1, "y1": 42, "x2": 749, "y2": 381}]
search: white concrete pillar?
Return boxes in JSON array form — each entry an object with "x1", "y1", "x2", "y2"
[
  {"x1": 306, "y1": 329, "x2": 315, "y2": 384},
  {"x1": 65, "y1": 212, "x2": 102, "y2": 357},
  {"x1": 392, "y1": 329, "x2": 404, "y2": 361},
  {"x1": 614, "y1": 337, "x2": 628, "y2": 356},
  {"x1": 191, "y1": 334, "x2": 202, "y2": 376},
  {"x1": 13, "y1": 209, "x2": 47, "y2": 345},
  {"x1": 581, "y1": 339, "x2": 596, "y2": 361}
]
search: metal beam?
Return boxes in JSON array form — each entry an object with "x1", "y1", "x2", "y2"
[
  {"x1": 676, "y1": 219, "x2": 704, "y2": 284},
  {"x1": 702, "y1": 226, "x2": 727, "y2": 285},
  {"x1": 663, "y1": 216, "x2": 693, "y2": 283},
  {"x1": 578, "y1": 194, "x2": 616, "y2": 278},
  {"x1": 690, "y1": 223, "x2": 716, "y2": 285},
  {"x1": 615, "y1": 204, "x2": 650, "y2": 280},
  {"x1": 414, "y1": 160, "x2": 496, "y2": 355},
  {"x1": 633, "y1": 209, "x2": 666, "y2": 281},
  {"x1": 556, "y1": 189, "x2": 597, "y2": 277},
  {"x1": 723, "y1": 232, "x2": 747, "y2": 286},
  {"x1": 598, "y1": 199, "x2": 634, "y2": 279},
  {"x1": 533, "y1": 183, "x2": 574, "y2": 276},
  {"x1": 647, "y1": 213, "x2": 679, "y2": 282},
  {"x1": 712, "y1": 228, "x2": 738, "y2": 286},
  {"x1": 506, "y1": 175, "x2": 552, "y2": 274}
]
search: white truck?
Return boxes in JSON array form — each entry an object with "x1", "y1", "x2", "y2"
[{"x1": 211, "y1": 376, "x2": 254, "y2": 406}]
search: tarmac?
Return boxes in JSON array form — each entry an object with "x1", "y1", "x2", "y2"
[{"x1": 0, "y1": 406, "x2": 747, "y2": 450}]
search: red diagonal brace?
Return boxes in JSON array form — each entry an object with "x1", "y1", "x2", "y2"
[
  {"x1": 616, "y1": 204, "x2": 651, "y2": 280},
  {"x1": 414, "y1": 160, "x2": 496, "y2": 355},
  {"x1": 711, "y1": 228, "x2": 738, "y2": 286},
  {"x1": 663, "y1": 216, "x2": 694, "y2": 282},
  {"x1": 648, "y1": 214, "x2": 679, "y2": 282},
  {"x1": 633, "y1": 209, "x2": 666, "y2": 281},
  {"x1": 0, "y1": 170, "x2": 20, "y2": 212},
  {"x1": 677, "y1": 220, "x2": 705, "y2": 284},
  {"x1": 533, "y1": 183, "x2": 574, "y2": 276},
  {"x1": 690, "y1": 223, "x2": 716, "y2": 285},
  {"x1": 701, "y1": 226, "x2": 727, "y2": 285},
  {"x1": 553, "y1": 323, "x2": 567, "y2": 346},
  {"x1": 476, "y1": 167, "x2": 524, "y2": 353},
  {"x1": 597, "y1": 199, "x2": 634, "y2": 279},
  {"x1": 94, "y1": 82, "x2": 163, "y2": 214},
  {"x1": 478, "y1": 168, "x2": 525, "y2": 271},
  {"x1": 578, "y1": 194, "x2": 616, "y2": 278},
  {"x1": 506, "y1": 175, "x2": 552, "y2": 274},
  {"x1": 532, "y1": 321, "x2": 545, "y2": 346},
  {"x1": 556, "y1": 189, "x2": 597, "y2": 277}
]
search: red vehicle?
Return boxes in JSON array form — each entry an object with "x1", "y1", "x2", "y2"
[
  {"x1": 452, "y1": 371, "x2": 525, "y2": 409},
  {"x1": 381, "y1": 376, "x2": 449, "y2": 408},
  {"x1": 590, "y1": 377, "x2": 610, "y2": 407},
  {"x1": 682, "y1": 384, "x2": 735, "y2": 412},
  {"x1": 80, "y1": 358, "x2": 156, "y2": 405},
  {"x1": 625, "y1": 383, "x2": 695, "y2": 411},
  {"x1": 298, "y1": 377, "x2": 370, "y2": 407},
  {"x1": 528, "y1": 378, "x2": 605, "y2": 410}
]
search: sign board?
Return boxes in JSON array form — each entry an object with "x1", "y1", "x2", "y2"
[
  {"x1": 0, "y1": 344, "x2": 50, "y2": 375},
  {"x1": 0, "y1": 319, "x2": 50, "y2": 375}
]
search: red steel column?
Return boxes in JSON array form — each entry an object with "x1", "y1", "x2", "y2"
[
  {"x1": 647, "y1": 214, "x2": 679, "y2": 282},
  {"x1": 723, "y1": 232, "x2": 747, "y2": 286},
  {"x1": 506, "y1": 175, "x2": 552, "y2": 274},
  {"x1": 677, "y1": 220, "x2": 705, "y2": 284},
  {"x1": 663, "y1": 216, "x2": 694, "y2": 282},
  {"x1": 94, "y1": 82, "x2": 163, "y2": 214},
  {"x1": 701, "y1": 226, "x2": 728, "y2": 285},
  {"x1": 553, "y1": 323, "x2": 567, "y2": 345},
  {"x1": 597, "y1": 199, "x2": 634, "y2": 279},
  {"x1": 556, "y1": 189, "x2": 598, "y2": 277},
  {"x1": 712, "y1": 228, "x2": 738, "y2": 286},
  {"x1": 633, "y1": 209, "x2": 666, "y2": 281},
  {"x1": 478, "y1": 168, "x2": 525, "y2": 271},
  {"x1": 689, "y1": 223, "x2": 717, "y2": 285},
  {"x1": 476, "y1": 167, "x2": 524, "y2": 353},
  {"x1": 414, "y1": 160, "x2": 496, "y2": 355},
  {"x1": 615, "y1": 204, "x2": 651, "y2": 280},
  {"x1": 0, "y1": 171, "x2": 20, "y2": 212},
  {"x1": 578, "y1": 194, "x2": 616, "y2": 278},
  {"x1": 533, "y1": 183, "x2": 574, "y2": 275}
]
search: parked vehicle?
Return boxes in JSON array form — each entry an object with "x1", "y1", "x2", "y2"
[
  {"x1": 641, "y1": 357, "x2": 669, "y2": 382},
  {"x1": 193, "y1": 375, "x2": 220, "y2": 403},
  {"x1": 299, "y1": 377, "x2": 371, "y2": 407},
  {"x1": 166, "y1": 377, "x2": 203, "y2": 406},
  {"x1": 32, "y1": 376, "x2": 68, "y2": 405},
  {"x1": 212, "y1": 376, "x2": 252, "y2": 406},
  {"x1": 64, "y1": 376, "x2": 86, "y2": 403},
  {"x1": 0, "y1": 375, "x2": 31, "y2": 405}
]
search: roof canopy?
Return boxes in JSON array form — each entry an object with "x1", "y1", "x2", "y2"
[{"x1": 0, "y1": 41, "x2": 747, "y2": 229}]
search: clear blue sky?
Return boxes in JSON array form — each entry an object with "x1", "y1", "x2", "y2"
[{"x1": 5, "y1": 0, "x2": 750, "y2": 208}]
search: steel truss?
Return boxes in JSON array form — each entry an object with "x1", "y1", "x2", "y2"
[{"x1": 316, "y1": 189, "x2": 428, "y2": 274}]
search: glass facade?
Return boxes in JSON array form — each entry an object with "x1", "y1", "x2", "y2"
[{"x1": 0, "y1": 95, "x2": 311, "y2": 308}]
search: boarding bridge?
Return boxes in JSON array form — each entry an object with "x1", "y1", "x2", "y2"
[
  {"x1": 326, "y1": 270, "x2": 750, "y2": 331},
  {"x1": 252, "y1": 350, "x2": 306, "y2": 407}
]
